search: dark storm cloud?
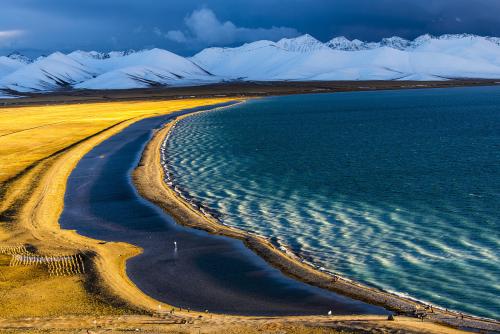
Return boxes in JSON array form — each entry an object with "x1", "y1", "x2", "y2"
[{"x1": 1, "y1": 0, "x2": 499, "y2": 56}]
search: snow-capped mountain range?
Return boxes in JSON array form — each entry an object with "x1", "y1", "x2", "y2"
[{"x1": 1, "y1": 33, "x2": 500, "y2": 96}]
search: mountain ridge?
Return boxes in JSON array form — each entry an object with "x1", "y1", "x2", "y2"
[{"x1": 1, "y1": 33, "x2": 500, "y2": 96}]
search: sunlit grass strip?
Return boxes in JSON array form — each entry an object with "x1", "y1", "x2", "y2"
[{"x1": 0, "y1": 99, "x2": 235, "y2": 185}]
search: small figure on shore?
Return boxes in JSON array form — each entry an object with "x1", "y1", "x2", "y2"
[
  {"x1": 461, "y1": 313, "x2": 464, "y2": 320},
  {"x1": 328, "y1": 310, "x2": 332, "y2": 316},
  {"x1": 174, "y1": 241, "x2": 178, "y2": 251},
  {"x1": 332, "y1": 275, "x2": 339, "y2": 282}
]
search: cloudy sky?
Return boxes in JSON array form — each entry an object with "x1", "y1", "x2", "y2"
[{"x1": 1, "y1": 0, "x2": 499, "y2": 56}]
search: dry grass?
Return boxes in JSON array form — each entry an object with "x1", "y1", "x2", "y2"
[
  {"x1": 0, "y1": 99, "x2": 233, "y2": 183},
  {"x1": 0, "y1": 254, "x2": 126, "y2": 318},
  {"x1": 0, "y1": 98, "x2": 236, "y2": 318}
]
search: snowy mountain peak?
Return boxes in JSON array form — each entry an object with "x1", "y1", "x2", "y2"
[
  {"x1": 439, "y1": 33, "x2": 477, "y2": 40},
  {"x1": 108, "y1": 49, "x2": 136, "y2": 58},
  {"x1": 410, "y1": 34, "x2": 434, "y2": 47},
  {"x1": 192, "y1": 33, "x2": 500, "y2": 82},
  {"x1": 69, "y1": 49, "x2": 139, "y2": 60},
  {"x1": 487, "y1": 37, "x2": 500, "y2": 46},
  {"x1": 326, "y1": 37, "x2": 368, "y2": 51},
  {"x1": 276, "y1": 34, "x2": 327, "y2": 52},
  {"x1": 7, "y1": 52, "x2": 32, "y2": 64},
  {"x1": 0, "y1": 52, "x2": 96, "y2": 92},
  {"x1": 44, "y1": 51, "x2": 84, "y2": 64},
  {"x1": 2, "y1": 33, "x2": 500, "y2": 95},
  {"x1": 69, "y1": 50, "x2": 110, "y2": 60},
  {"x1": 380, "y1": 36, "x2": 410, "y2": 50}
]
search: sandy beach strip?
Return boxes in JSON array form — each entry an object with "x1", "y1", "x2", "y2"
[{"x1": 133, "y1": 105, "x2": 500, "y2": 333}]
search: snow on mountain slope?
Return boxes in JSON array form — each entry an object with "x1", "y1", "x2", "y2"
[
  {"x1": 0, "y1": 52, "x2": 96, "y2": 92},
  {"x1": 75, "y1": 67, "x2": 166, "y2": 89},
  {"x1": 192, "y1": 34, "x2": 500, "y2": 81},
  {"x1": 0, "y1": 56, "x2": 26, "y2": 77},
  {"x1": 326, "y1": 37, "x2": 368, "y2": 51},
  {"x1": 276, "y1": 34, "x2": 328, "y2": 52},
  {"x1": 7, "y1": 52, "x2": 32, "y2": 64},
  {"x1": 75, "y1": 65, "x2": 217, "y2": 90},
  {"x1": 70, "y1": 48, "x2": 215, "y2": 89},
  {"x1": 192, "y1": 41, "x2": 290, "y2": 79},
  {"x1": 411, "y1": 35, "x2": 500, "y2": 66},
  {"x1": 380, "y1": 37, "x2": 411, "y2": 50},
  {"x1": 2, "y1": 33, "x2": 500, "y2": 95},
  {"x1": 68, "y1": 48, "x2": 206, "y2": 74}
]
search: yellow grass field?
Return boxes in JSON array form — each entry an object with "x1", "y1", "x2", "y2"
[
  {"x1": 0, "y1": 99, "x2": 233, "y2": 183},
  {"x1": 0, "y1": 98, "x2": 235, "y2": 318}
]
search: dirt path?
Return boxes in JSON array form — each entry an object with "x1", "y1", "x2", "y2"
[{"x1": 0, "y1": 314, "x2": 471, "y2": 334}]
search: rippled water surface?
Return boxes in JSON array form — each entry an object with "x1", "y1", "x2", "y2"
[{"x1": 165, "y1": 87, "x2": 500, "y2": 319}]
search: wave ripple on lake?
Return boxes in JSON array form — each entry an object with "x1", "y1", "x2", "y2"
[{"x1": 164, "y1": 87, "x2": 500, "y2": 319}]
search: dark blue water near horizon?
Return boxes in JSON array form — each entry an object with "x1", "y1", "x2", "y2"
[{"x1": 166, "y1": 86, "x2": 500, "y2": 319}]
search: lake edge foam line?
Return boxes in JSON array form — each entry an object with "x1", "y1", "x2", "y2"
[{"x1": 132, "y1": 98, "x2": 500, "y2": 332}]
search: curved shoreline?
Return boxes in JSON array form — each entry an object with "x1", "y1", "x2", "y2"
[
  {"x1": 2, "y1": 95, "x2": 495, "y2": 333},
  {"x1": 59, "y1": 101, "x2": 383, "y2": 316},
  {"x1": 0, "y1": 99, "x2": 242, "y2": 316},
  {"x1": 133, "y1": 104, "x2": 500, "y2": 332}
]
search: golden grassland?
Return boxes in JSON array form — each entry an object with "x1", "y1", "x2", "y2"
[
  {"x1": 0, "y1": 98, "x2": 474, "y2": 333},
  {"x1": 0, "y1": 99, "x2": 232, "y2": 183},
  {"x1": 0, "y1": 254, "x2": 123, "y2": 318},
  {"x1": 0, "y1": 98, "x2": 236, "y2": 319}
]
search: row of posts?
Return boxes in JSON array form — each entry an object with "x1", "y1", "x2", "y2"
[{"x1": 9, "y1": 253, "x2": 85, "y2": 276}]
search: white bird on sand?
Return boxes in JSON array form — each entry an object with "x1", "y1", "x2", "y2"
[{"x1": 328, "y1": 310, "x2": 332, "y2": 316}]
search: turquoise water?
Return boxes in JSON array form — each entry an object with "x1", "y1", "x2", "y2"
[{"x1": 164, "y1": 87, "x2": 500, "y2": 319}]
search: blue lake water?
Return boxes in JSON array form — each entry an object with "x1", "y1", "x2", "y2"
[
  {"x1": 165, "y1": 87, "x2": 500, "y2": 319},
  {"x1": 60, "y1": 104, "x2": 386, "y2": 316}
]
